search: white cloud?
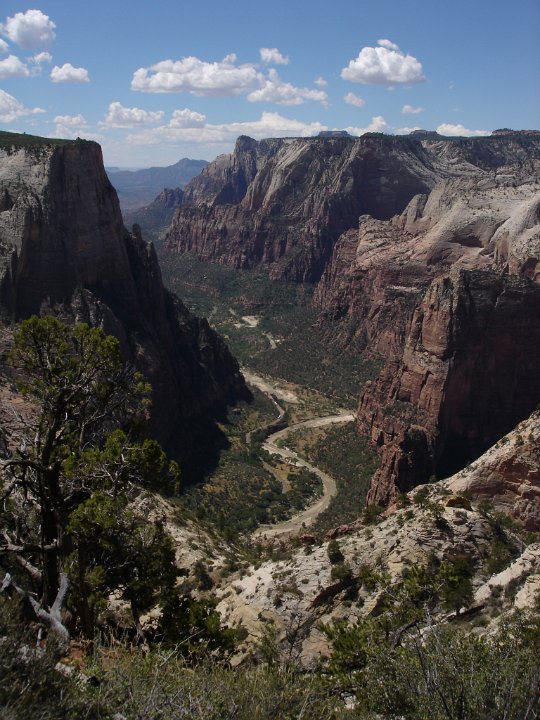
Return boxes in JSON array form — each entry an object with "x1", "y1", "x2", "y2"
[
  {"x1": 126, "y1": 111, "x2": 327, "y2": 146},
  {"x1": 394, "y1": 126, "x2": 422, "y2": 134},
  {"x1": 101, "y1": 101, "x2": 164, "y2": 128},
  {"x1": 0, "y1": 89, "x2": 44, "y2": 122},
  {"x1": 345, "y1": 115, "x2": 390, "y2": 136},
  {"x1": 402, "y1": 104, "x2": 424, "y2": 114},
  {"x1": 0, "y1": 54, "x2": 29, "y2": 78},
  {"x1": 170, "y1": 108, "x2": 206, "y2": 128},
  {"x1": 2, "y1": 9, "x2": 56, "y2": 49},
  {"x1": 247, "y1": 69, "x2": 328, "y2": 106},
  {"x1": 314, "y1": 76, "x2": 327, "y2": 87},
  {"x1": 377, "y1": 38, "x2": 400, "y2": 51},
  {"x1": 52, "y1": 124, "x2": 104, "y2": 142},
  {"x1": 0, "y1": 39, "x2": 8, "y2": 53},
  {"x1": 131, "y1": 55, "x2": 262, "y2": 96},
  {"x1": 344, "y1": 92, "x2": 365, "y2": 107},
  {"x1": 341, "y1": 39, "x2": 425, "y2": 85},
  {"x1": 31, "y1": 51, "x2": 52, "y2": 64},
  {"x1": 260, "y1": 47, "x2": 289, "y2": 65},
  {"x1": 50, "y1": 63, "x2": 89, "y2": 83},
  {"x1": 437, "y1": 123, "x2": 489, "y2": 137},
  {"x1": 54, "y1": 113, "x2": 87, "y2": 126}
]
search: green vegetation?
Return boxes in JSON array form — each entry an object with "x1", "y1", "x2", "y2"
[
  {"x1": 286, "y1": 422, "x2": 379, "y2": 536},
  {"x1": 158, "y1": 251, "x2": 380, "y2": 404},
  {"x1": 3, "y1": 570, "x2": 539, "y2": 719},
  {"x1": 0, "y1": 317, "x2": 232, "y2": 651},
  {"x1": 327, "y1": 539, "x2": 345, "y2": 564},
  {"x1": 0, "y1": 130, "x2": 90, "y2": 150},
  {"x1": 324, "y1": 609, "x2": 540, "y2": 719},
  {"x1": 179, "y1": 389, "x2": 322, "y2": 537},
  {"x1": 322, "y1": 560, "x2": 540, "y2": 718}
]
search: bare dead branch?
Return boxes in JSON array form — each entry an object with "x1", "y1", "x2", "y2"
[{"x1": 1, "y1": 571, "x2": 70, "y2": 648}]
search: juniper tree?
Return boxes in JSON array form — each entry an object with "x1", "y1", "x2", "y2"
[{"x1": 0, "y1": 316, "x2": 178, "y2": 641}]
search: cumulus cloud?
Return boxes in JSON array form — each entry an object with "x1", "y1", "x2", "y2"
[
  {"x1": 437, "y1": 123, "x2": 489, "y2": 137},
  {"x1": 314, "y1": 76, "x2": 327, "y2": 87},
  {"x1": 126, "y1": 110, "x2": 327, "y2": 147},
  {"x1": 0, "y1": 89, "x2": 44, "y2": 122},
  {"x1": 32, "y1": 51, "x2": 52, "y2": 64},
  {"x1": 170, "y1": 108, "x2": 206, "y2": 128},
  {"x1": 247, "y1": 69, "x2": 327, "y2": 106},
  {"x1": 260, "y1": 47, "x2": 289, "y2": 65},
  {"x1": 101, "y1": 101, "x2": 164, "y2": 128},
  {"x1": 344, "y1": 92, "x2": 365, "y2": 107},
  {"x1": 0, "y1": 54, "x2": 29, "y2": 78},
  {"x1": 344, "y1": 115, "x2": 390, "y2": 136},
  {"x1": 341, "y1": 39, "x2": 425, "y2": 85},
  {"x1": 2, "y1": 9, "x2": 56, "y2": 49},
  {"x1": 0, "y1": 39, "x2": 8, "y2": 53},
  {"x1": 402, "y1": 104, "x2": 424, "y2": 114},
  {"x1": 50, "y1": 63, "x2": 89, "y2": 83},
  {"x1": 131, "y1": 54, "x2": 262, "y2": 96},
  {"x1": 54, "y1": 113, "x2": 87, "y2": 126}
]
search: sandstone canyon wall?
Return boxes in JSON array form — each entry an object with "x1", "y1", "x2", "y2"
[
  {"x1": 0, "y1": 134, "x2": 247, "y2": 455},
  {"x1": 163, "y1": 130, "x2": 540, "y2": 503}
]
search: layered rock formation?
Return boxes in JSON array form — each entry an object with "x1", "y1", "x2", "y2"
[
  {"x1": 165, "y1": 132, "x2": 540, "y2": 282},
  {"x1": 165, "y1": 133, "x2": 443, "y2": 281},
  {"x1": 164, "y1": 130, "x2": 540, "y2": 500},
  {"x1": 359, "y1": 269, "x2": 540, "y2": 504},
  {"x1": 445, "y1": 411, "x2": 540, "y2": 531},
  {"x1": 0, "y1": 133, "x2": 246, "y2": 454}
]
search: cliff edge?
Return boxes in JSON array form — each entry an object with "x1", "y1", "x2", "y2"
[{"x1": 0, "y1": 132, "x2": 247, "y2": 455}]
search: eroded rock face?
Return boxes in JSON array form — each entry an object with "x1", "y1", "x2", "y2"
[
  {"x1": 358, "y1": 269, "x2": 540, "y2": 504},
  {"x1": 314, "y1": 149, "x2": 540, "y2": 503},
  {"x1": 0, "y1": 137, "x2": 247, "y2": 454},
  {"x1": 165, "y1": 133, "x2": 540, "y2": 282},
  {"x1": 163, "y1": 130, "x2": 540, "y2": 499},
  {"x1": 445, "y1": 411, "x2": 540, "y2": 531},
  {"x1": 165, "y1": 134, "x2": 446, "y2": 281}
]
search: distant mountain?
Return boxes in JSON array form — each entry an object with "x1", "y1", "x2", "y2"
[
  {"x1": 106, "y1": 158, "x2": 208, "y2": 210},
  {"x1": 123, "y1": 187, "x2": 185, "y2": 246}
]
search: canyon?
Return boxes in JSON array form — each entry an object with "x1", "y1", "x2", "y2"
[
  {"x1": 1, "y1": 131, "x2": 540, "y2": 704},
  {"x1": 163, "y1": 130, "x2": 540, "y2": 502}
]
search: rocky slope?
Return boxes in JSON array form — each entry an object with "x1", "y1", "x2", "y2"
[
  {"x1": 163, "y1": 130, "x2": 540, "y2": 500},
  {"x1": 213, "y1": 412, "x2": 540, "y2": 666},
  {"x1": 358, "y1": 268, "x2": 540, "y2": 504},
  {"x1": 123, "y1": 187, "x2": 185, "y2": 245},
  {"x1": 217, "y1": 470, "x2": 540, "y2": 667},
  {"x1": 319, "y1": 157, "x2": 540, "y2": 502},
  {"x1": 0, "y1": 133, "x2": 246, "y2": 455},
  {"x1": 445, "y1": 410, "x2": 540, "y2": 531}
]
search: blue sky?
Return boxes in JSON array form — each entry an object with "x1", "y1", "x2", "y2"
[{"x1": 0, "y1": 0, "x2": 538, "y2": 167}]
